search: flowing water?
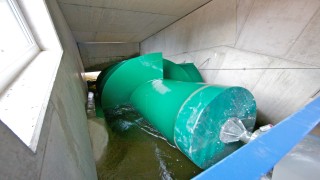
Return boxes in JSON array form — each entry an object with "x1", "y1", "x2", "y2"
[{"x1": 96, "y1": 105, "x2": 202, "y2": 180}]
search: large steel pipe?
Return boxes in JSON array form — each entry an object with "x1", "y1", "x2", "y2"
[{"x1": 96, "y1": 53, "x2": 256, "y2": 169}]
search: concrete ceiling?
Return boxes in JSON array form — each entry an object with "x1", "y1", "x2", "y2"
[{"x1": 57, "y1": 0, "x2": 211, "y2": 43}]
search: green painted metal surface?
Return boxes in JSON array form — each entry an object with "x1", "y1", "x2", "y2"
[
  {"x1": 100, "y1": 53, "x2": 163, "y2": 109},
  {"x1": 96, "y1": 64, "x2": 115, "y2": 94},
  {"x1": 163, "y1": 59, "x2": 193, "y2": 82},
  {"x1": 178, "y1": 63, "x2": 204, "y2": 82},
  {"x1": 94, "y1": 97, "x2": 105, "y2": 118},
  {"x1": 130, "y1": 79, "x2": 204, "y2": 144},
  {"x1": 97, "y1": 62, "x2": 125, "y2": 95},
  {"x1": 96, "y1": 53, "x2": 256, "y2": 169},
  {"x1": 174, "y1": 86, "x2": 256, "y2": 169},
  {"x1": 163, "y1": 60, "x2": 203, "y2": 82},
  {"x1": 130, "y1": 79, "x2": 256, "y2": 169}
]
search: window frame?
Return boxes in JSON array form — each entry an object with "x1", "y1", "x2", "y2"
[
  {"x1": 0, "y1": 0, "x2": 63, "y2": 152},
  {"x1": 0, "y1": 0, "x2": 40, "y2": 93}
]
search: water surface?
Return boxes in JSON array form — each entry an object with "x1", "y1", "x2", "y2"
[{"x1": 96, "y1": 105, "x2": 202, "y2": 179}]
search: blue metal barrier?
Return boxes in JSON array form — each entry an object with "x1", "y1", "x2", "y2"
[{"x1": 193, "y1": 97, "x2": 320, "y2": 180}]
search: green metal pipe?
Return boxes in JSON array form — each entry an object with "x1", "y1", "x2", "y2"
[
  {"x1": 163, "y1": 60, "x2": 204, "y2": 82},
  {"x1": 163, "y1": 59, "x2": 194, "y2": 82},
  {"x1": 99, "y1": 53, "x2": 163, "y2": 109},
  {"x1": 97, "y1": 53, "x2": 256, "y2": 169},
  {"x1": 130, "y1": 80, "x2": 256, "y2": 169},
  {"x1": 178, "y1": 63, "x2": 204, "y2": 82},
  {"x1": 96, "y1": 61, "x2": 125, "y2": 96},
  {"x1": 130, "y1": 79, "x2": 205, "y2": 143}
]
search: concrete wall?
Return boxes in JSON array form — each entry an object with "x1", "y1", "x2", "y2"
[
  {"x1": 0, "y1": 0, "x2": 97, "y2": 179},
  {"x1": 141, "y1": 0, "x2": 320, "y2": 125},
  {"x1": 78, "y1": 43, "x2": 139, "y2": 71}
]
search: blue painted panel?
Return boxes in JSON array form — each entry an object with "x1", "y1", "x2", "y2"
[{"x1": 193, "y1": 97, "x2": 320, "y2": 180}]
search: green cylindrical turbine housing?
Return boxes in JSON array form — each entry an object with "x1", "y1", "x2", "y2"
[
  {"x1": 130, "y1": 79, "x2": 256, "y2": 169},
  {"x1": 130, "y1": 80, "x2": 204, "y2": 143},
  {"x1": 98, "y1": 53, "x2": 163, "y2": 109},
  {"x1": 97, "y1": 53, "x2": 257, "y2": 169},
  {"x1": 96, "y1": 62, "x2": 124, "y2": 95}
]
